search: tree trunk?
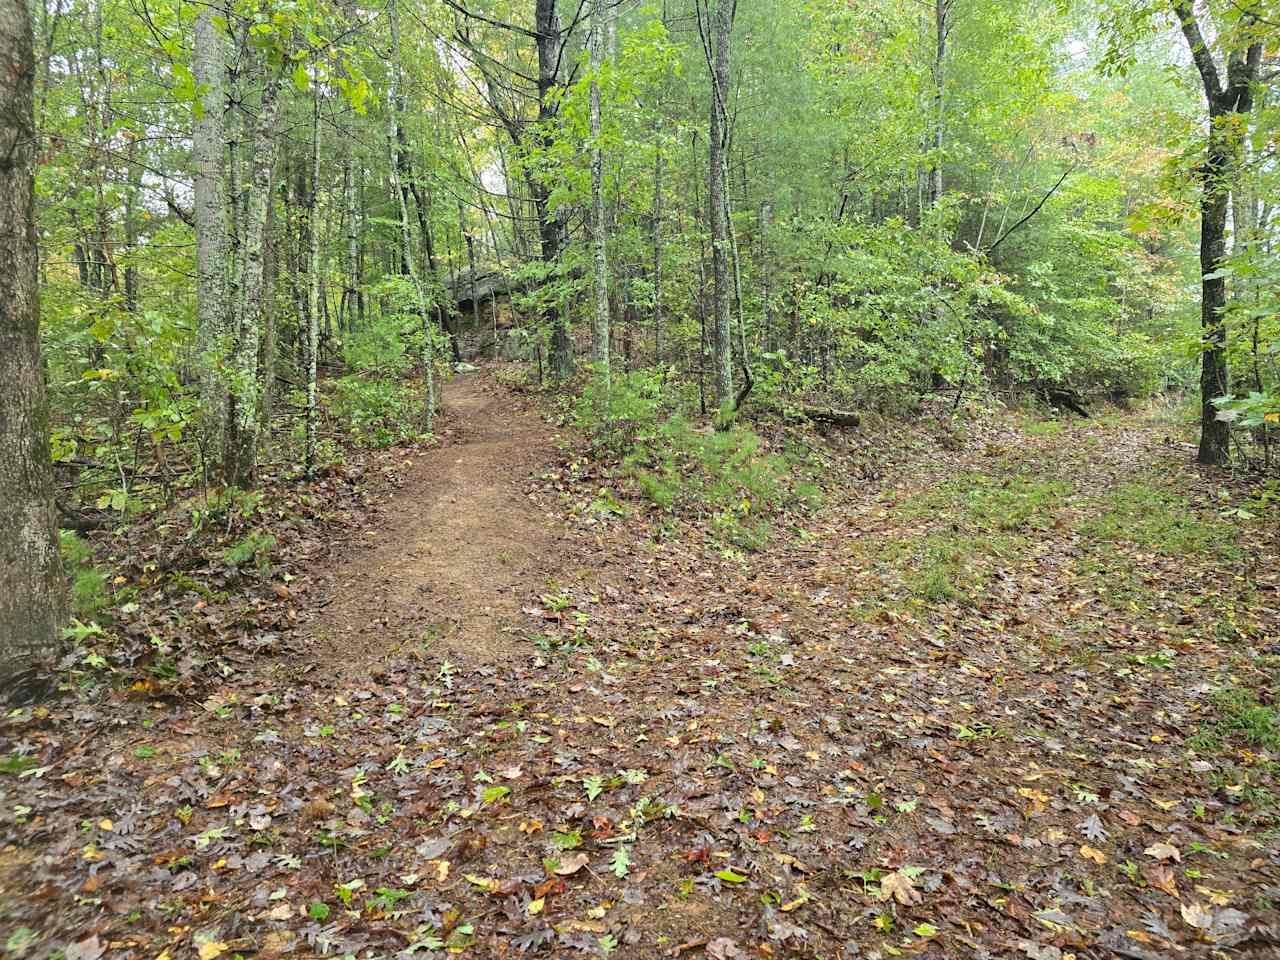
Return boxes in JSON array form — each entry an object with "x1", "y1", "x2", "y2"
[
  {"x1": 928, "y1": 0, "x2": 948, "y2": 208},
  {"x1": 0, "y1": 0, "x2": 66, "y2": 698},
  {"x1": 653, "y1": 139, "x2": 663, "y2": 361},
  {"x1": 1171, "y1": 0, "x2": 1261, "y2": 466},
  {"x1": 388, "y1": 0, "x2": 435, "y2": 427},
  {"x1": 589, "y1": 0, "x2": 609, "y2": 385},
  {"x1": 535, "y1": 0, "x2": 573, "y2": 378},
  {"x1": 705, "y1": 0, "x2": 735, "y2": 408},
  {"x1": 305, "y1": 70, "x2": 321, "y2": 477},
  {"x1": 343, "y1": 145, "x2": 362, "y2": 332},
  {"x1": 223, "y1": 59, "x2": 284, "y2": 487}
]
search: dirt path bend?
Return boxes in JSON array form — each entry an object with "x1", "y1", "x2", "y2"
[{"x1": 306, "y1": 373, "x2": 561, "y2": 669}]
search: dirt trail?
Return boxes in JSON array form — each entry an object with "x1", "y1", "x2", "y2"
[{"x1": 306, "y1": 373, "x2": 561, "y2": 669}]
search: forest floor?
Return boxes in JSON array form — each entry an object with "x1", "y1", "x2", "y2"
[{"x1": 3, "y1": 367, "x2": 1280, "y2": 960}]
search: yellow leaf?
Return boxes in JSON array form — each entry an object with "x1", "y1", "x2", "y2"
[
  {"x1": 465, "y1": 873, "x2": 500, "y2": 893},
  {"x1": 1180, "y1": 901, "x2": 1212, "y2": 930},
  {"x1": 197, "y1": 942, "x2": 228, "y2": 960},
  {"x1": 527, "y1": 897, "x2": 545, "y2": 915},
  {"x1": 98, "y1": 819, "x2": 114, "y2": 831},
  {"x1": 1080, "y1": 845, "x2": 1107, "y2": 865}
]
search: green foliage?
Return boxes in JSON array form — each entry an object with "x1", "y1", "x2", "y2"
[
  {"x1": 1194, "y1": 687, "x2": 1280, "y2": 754},
  {"x1": 330, "y1": 375, "x2": 420, "y2": 448},
  {"x1": 1077, "y1": 483, "x2": 1240, "y2": 559},
  {"x1": 60, "y1": 531, "x2": 110, "y2": 618},
  {"x1": 572, "y1": 372, "x2": 797, "y2": 550},
  {"x1": 222, "y1": 532, "x2": 277, "y2": 571}
]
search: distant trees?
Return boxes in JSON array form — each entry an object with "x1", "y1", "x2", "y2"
[
  {"x1": 12, "y1": 0, "x2": 1276, "y2": 606},
  {"x1": 0, "y1": 0, "x2": 66, "y2": 696}
]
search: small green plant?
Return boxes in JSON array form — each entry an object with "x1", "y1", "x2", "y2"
[
  {"x1": 1078, "y1": 482, "x2": 1240, "y2": 559},
  {"x1": 1191, "y1": 687, "x2": 1280, "y2": 754},
  {"x1": 223, "y1": 532, "x2": 277, "y2": 571},
  {"x1": 60, "y1": 531, "x2": 109, "y2": 617}
]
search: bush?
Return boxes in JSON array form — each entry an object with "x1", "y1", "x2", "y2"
[
  {"x1": 573, "y1": 370, "x2": 797, "y2": 550},
  {"x1": 330, "y1": 375, "x2": 420, "y2": 448}
]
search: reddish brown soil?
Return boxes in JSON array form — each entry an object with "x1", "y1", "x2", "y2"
[{"x1": 306, "y1": 373, "x2": 564, "y2": 671}]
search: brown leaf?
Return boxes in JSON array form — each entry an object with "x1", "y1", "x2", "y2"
[
  {"x1": 1145, "y1": 864, "x2": 1178, "y2": 898},
  {"x1": 707, "y1": 938, "x2": 746, "y2": 960},
  {"x1": 554, "y1": 852, "x2": 590, "y2": 876},
  {"x1": 1144, "y1": 842, "x2": 1181, "y2": 862},
  {"x1": 1079, "y1": 845, "x2": 1107, "y2": 865},
  {"x1": 1180, "y1": 901, "x2": 1212, "y2": 930},
  {"x1": 878, "y1": 871, "x2": 922, "y2": 905}
]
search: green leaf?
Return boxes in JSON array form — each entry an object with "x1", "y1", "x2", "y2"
[
  {"x1": 481, "y1": 785, "x2": 511, "y2": 805},
  {"x1": 293, "y1": 62, "x2": 310, "y2": 92},
  {"x1": 307, "y1": 902, "x2": 330, "y2": 920},
  {"x1": 610, "y1": 845, "x2": 631, "y2": 878},
  {"x1": 714, "y1": 868, "x2": 747, "y2": 883}
]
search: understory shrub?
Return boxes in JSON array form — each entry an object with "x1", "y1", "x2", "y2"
[{"x1": 573, "y1": 372, "x2": 796, "y2": 550}]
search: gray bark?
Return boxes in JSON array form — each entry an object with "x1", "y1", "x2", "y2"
[
  {"x1": 223, "y1": 59, "x2": 284, "y2": 486},
  {"x1": 193, "y1": 8, "x2": 228, "y2": 461},
  {"x1": 0, "y1": 0, "x2": 65, "y2": 697},
  {"x1": 653, "y1": 141, "x2": 662, "y2": 360},
  {"x1": 535, "y1": 0, "x2": 572, "y2": 378},
  {"x1": 928, "y1": 0, "x2": 949, "y2": 208},
  {"x1": 305, "y1": 70, "x2": 321, "y2": 477}
]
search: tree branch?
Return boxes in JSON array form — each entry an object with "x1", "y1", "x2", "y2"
[
  {"x1": 1171, "y1": 0, "x2": 1224, "y2": 101},
  {"x1": 984, "y1": 165, "x2": 1074, "y2": 256}
]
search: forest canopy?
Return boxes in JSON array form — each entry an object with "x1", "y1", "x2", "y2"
[{"x1": 24, "y1": 0, "x2": 1278, "y2": 496}]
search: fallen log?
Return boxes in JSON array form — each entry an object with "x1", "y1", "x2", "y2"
[{"x1": 796, "y1": 406, "x2": 861, "y2": 428}]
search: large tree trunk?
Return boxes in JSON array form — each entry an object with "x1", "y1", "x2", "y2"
[
  {"x1": 535, "y1": 0, "x2": 573, "y2": 378},
  {"x1": 223, "y1": 60, "x2": 284, "y2": 487},
  {"x1": 1197, "y1": 132, "x2": 1232, "y2": 465},
  {"x1": 1171, "y1": 0, "x2": 1261, "y2": 466},
  {"x1": 0, "y1": 0, "x2": 66, "y2": 698},
  {"x1": 589, "y1": 0, "x2": 609, "y2": 385},
  {"x1": 705, "y1": 0, "x2": 735, "y2": 407}
]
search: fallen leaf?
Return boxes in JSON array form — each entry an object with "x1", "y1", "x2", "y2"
[
  {"x1": 1144, "y1": 842, "x2": 1181, "y2": 862},
  {"x1": 706, "y1": 938, "x2": 746, "y2": 960},
  {"x1": 1180, "y1": 902, "x2": 1212, "y2": 930},
  {"x1": 197, "y1": 943, "x2": 228, "y2": 960},
  {"x1": 878, "y1": 871, "x2": 922, "y2": 905},
  {"x1": 554, "y1": 852, "x2": 590, "y2": 876},
  {"x1": 1079, "y1": 845, "x2": 1107, "y2": 865},
  {"x1": 1145, "y1": 865, "x2": 1178, "y2": 898}
]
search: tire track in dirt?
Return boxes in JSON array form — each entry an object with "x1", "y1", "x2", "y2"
[{"x1": 305, "y1": 373, "x2": 561, "y2": 672}]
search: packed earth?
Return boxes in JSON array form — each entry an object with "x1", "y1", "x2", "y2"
[{"x1": 3, "y1": 369, "x2": 1277, "y2": 960}]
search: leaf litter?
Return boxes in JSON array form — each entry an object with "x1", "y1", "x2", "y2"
[{"x1": 2, "y1": 374, "x2": 1279, "y2": 958}]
